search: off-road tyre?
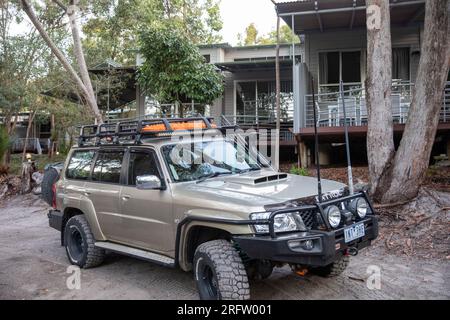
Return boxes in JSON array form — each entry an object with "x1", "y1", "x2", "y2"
[
  {"x1": 41, "y1": 166, "x2": 59, "y2": 205},
  {"x1": 64, "y1": 215, "x2": 105, "y2": 268},
  {"x1": 194, "y1": 240, "x2": 250, "y2": 300},
  {"x1": 311, "y1": 255, "x2": 350, "y2": 277}
]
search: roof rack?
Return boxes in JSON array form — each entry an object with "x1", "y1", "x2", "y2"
[{"x1": 77, "y1": 115, "x2": 236, "y2": 147}]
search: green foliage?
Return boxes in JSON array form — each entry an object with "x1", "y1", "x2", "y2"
[
  {"x1": 290, "y1": 165, "x2": 309, "y2": 176},
  {"x1": 8, "y1": 153, "x2": 67, "y2": 176},
  {"x1": 82, "y1": 0, "x2": 223, "y2": 65},
  {"x1": 58, "y1": 141, "x2": 71, "y2": 156},
  {"x1": 0, "y1": 126, "x2": 9, "y2": 164},
  {"x1": 244, "y1": 23, "x2": 258, "y2": 46},
  {"x1": 238, "y1": 24, "x2": 301, "y2": 46},
  {"x1": 260, "y1": 25, "x2": 301, "y2": 45},
  {"x1": 138, "y1": 26, "x2": 224, "y2": 106}
]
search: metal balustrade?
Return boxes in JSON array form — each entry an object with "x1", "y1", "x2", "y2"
[{"x1": 304, "y1": 81, "x2": 450, "y2": 128}]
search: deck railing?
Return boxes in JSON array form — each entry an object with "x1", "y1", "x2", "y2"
[
  {"x1": 304, "y1": 81, "x2": 450, "y2": 128},
  {"x1": 11, "y1": 138, "x2": 44, "y2": 154}
]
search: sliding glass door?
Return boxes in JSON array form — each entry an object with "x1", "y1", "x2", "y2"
[{"x1": 235, "y1": 80, "x2": 293, "y2": 124}]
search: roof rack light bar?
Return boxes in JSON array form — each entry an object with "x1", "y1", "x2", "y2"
[{"x1": 76, "y1": 116, "x2": 226, "y2": 147}]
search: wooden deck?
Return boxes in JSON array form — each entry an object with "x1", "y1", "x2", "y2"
[{"x1": 298, "y1": 122, "x2": 450, "y2": 142}]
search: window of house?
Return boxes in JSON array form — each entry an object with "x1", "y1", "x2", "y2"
[
  {"x1": 392, "y1": 48, "x2": 410, "y2": 81},
  {"x1": 319, "y1": 51, "x2": 361, "y2": 85},
  {"x1": 203, "y1": 55, "x2": 211, "y2": 63},
  {"x1": 92, "y1": 150, "x2": 124, "y2": 184},
  {"x1": 342, "y1": 52, "x2": 361, "y2": 83},
  {"x1": 66, "y1": 150, "x2": 95, "y2": 180},
  {"x1": 128, "y1": 150, "x2": 160, "y2": 186}
]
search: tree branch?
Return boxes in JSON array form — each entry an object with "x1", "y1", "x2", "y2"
[
  {"x1": 66, "y1": 0, "x2": 101, "y2": 123},
  {"x1": 20, "y1": 0, "x2": 103, "y2": 124},
  {"x1": 52, "y1": 0, "x2": 67, "y2": 12}
]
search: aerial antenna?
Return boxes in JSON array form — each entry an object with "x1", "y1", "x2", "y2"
[
  {"x1": 339, "y1": 80, "x2": 354, "y2": 194},
  {"x1": 311, "y1": 78, "x2": 322, "y2": 202}
]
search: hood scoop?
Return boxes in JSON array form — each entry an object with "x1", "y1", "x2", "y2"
[{"x1": 226, "y1": 173, "x2": 288, "y2": 186}]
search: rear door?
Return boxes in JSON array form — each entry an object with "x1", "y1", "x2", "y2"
[
  {"x1": 119, "y1": 147, "x2": 174, "y2": 253},
  {"x1": 85, "y1": 148, "x2": 126, "y2": 241},
  {"x1": 62, "y1": 149, "x2": 96, "y2": 209}
]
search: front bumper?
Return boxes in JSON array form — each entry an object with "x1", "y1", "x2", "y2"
[{"x1": 233, "y1": 215, "x2": 378, "y2": 267}]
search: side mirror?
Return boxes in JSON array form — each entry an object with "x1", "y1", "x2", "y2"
[{"x1": 136, "y1": 175, "x2": 162, "y2": 190}]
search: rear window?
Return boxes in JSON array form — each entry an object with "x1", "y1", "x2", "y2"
[
  {"x1": 66, "y1": 150, "x2": 95, "y2": 180},
  {"x1": 92, "y1": 151, "x2": 124, "y2": 184}
]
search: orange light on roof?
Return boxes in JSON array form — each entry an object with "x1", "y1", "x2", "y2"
[
  {"x1": 141, "y1": 123, "x2": 167, "y2": 132},
  {"x1": 141, "y1": 120, "x2": 212, "y2": 133}
]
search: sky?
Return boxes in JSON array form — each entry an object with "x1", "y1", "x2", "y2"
[
  {"x1": 219, "y1": 0, "x2": 285, "y2": 45},
  {"x1": 12, "y1": 0, "x2": 283, "y2": 46}
]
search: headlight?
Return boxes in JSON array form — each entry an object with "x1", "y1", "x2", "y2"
[
  {"x1": 250, "y1": 212, "x2": 299, "y2": 233},
  {"x1": 325, "y1": 205, "x2": 341, "y2": 228},
  {"x1": 350, "y1": 198, "x2": 369, "y2": 218}
]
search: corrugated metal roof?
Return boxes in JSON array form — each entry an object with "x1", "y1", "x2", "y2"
[{"x1": 275, "y1": 0, "x2": 425, "y2": 34}]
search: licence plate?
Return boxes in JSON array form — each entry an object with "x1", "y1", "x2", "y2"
[{"x1": 344, "y1": 223, "x2": 365, "y2": 243}]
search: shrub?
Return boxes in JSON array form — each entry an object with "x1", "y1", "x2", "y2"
[
  {"x1": 290, "y1": 165, "x2": 309, "y2": 176},
  {"x1": 0, "y1": 125, "x2": 9, "y2": 164}
]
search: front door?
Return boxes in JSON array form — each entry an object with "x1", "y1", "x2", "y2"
[{"x1": 119, "y1": 148, "x2": 174, "y2": 253}]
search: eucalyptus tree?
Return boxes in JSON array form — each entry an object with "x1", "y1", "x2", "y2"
[
  {"x1": 366, "y1": 0, "x2": 449, "y2": 203},
  {"x1": 1, "y1": 1, "x2": 67, "y2": 164},
  {"x1": 20, "y1": 0, "x2": 103, "y2": 124}
]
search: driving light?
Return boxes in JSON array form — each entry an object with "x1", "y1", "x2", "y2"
[
  {"x1": 349, "y1": 198, "x2": 369, "y2": 218},
  {"x1": 288, "y1": 239, "x2": 315, "y2": 251},
  {"x1": 250, "y1": 212, "x2": 299, "y2": 233},
  {"x1": 325, "y1": 205, "x2": 341, "y2": 228},
  {"x1": 274, "y1": 213, "x2": 298, "y2": 232},
  {"x1": 356, "y1": 198, "x2": 369, "y2": 218}
]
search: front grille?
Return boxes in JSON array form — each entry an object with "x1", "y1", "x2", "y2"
[{"x1": 299, "y1": 210, "x2": 317, "y2": 229}]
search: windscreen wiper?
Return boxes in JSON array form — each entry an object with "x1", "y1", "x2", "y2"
[
  {"x1": 237, "y1": 167, "x2": 261, "y2": 174},
  {"x1": 196, "y1": 171, "x2": 233, "y2": 184}
]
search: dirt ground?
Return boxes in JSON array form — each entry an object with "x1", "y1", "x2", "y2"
[{"x1": 0, "y1": 194, "x2": 448, "y2": 300}]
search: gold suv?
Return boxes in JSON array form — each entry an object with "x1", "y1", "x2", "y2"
[{"x1": 48, "y1": 117, "x2": 378, "y2": 300}]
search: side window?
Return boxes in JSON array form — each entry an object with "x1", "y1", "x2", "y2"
[
  {"x1": 128, "y1": 150, "x2": 160, "y2": 186},
  {"x1": 92, "y1": 150, "x2": 124, "y2": 184},
  {"x1": 66, "y1": 150, "x2": 95, "y2": 180}
]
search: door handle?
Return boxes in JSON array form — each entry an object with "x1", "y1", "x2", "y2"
[
  {"x1": 84, "y1": 191, "x2": 91, "y2": 196},
  {"x1": 122, "y1": 195, "x2": 131, "y2": 201}
]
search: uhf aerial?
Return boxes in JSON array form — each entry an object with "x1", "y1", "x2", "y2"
[{"x1": 310, "y1": 79, "x2": 355, "y2": 202}]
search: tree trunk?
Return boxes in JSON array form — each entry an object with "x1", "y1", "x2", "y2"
[
  {"x1": 20, "y1": 0, "x2": 103, "y2": 124},
  {"x1": 20, "y1": 161, "x2": 35, "y2": 194},
  {"x1": 67, "y1": 0, "x2": 101, "y2": 124},
  {"x1": 375, "y1": 0, "x2": 450, "y2": 203},
  {"x1": 22, "y1": 110, "x2": 37, "y2": 162},
  {"x1": 2, "y1": 112, "x2": 19, "y2": 166},
  {"x1": 366, "y1": 0, "x2": 395, "y2": 200},
  {"x1": 49, "y1": 114, "x2": 55, "y2": 159}
]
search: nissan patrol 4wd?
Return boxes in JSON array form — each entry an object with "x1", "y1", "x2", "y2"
[{"x1": 48, "y1": 116, "x2": 378, "y2": 300}]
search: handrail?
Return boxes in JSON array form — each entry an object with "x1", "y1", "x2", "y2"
[{"x1": 303, "y1": 81, "x2": 450, "y2": 127}]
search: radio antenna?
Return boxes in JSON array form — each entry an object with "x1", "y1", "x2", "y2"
[
  {"x1": 339, "y1": 80, "x2": 354, "y2": 194},
  {"x1": 311, "y1": 78, "x2": 322, "y2": 202}
]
